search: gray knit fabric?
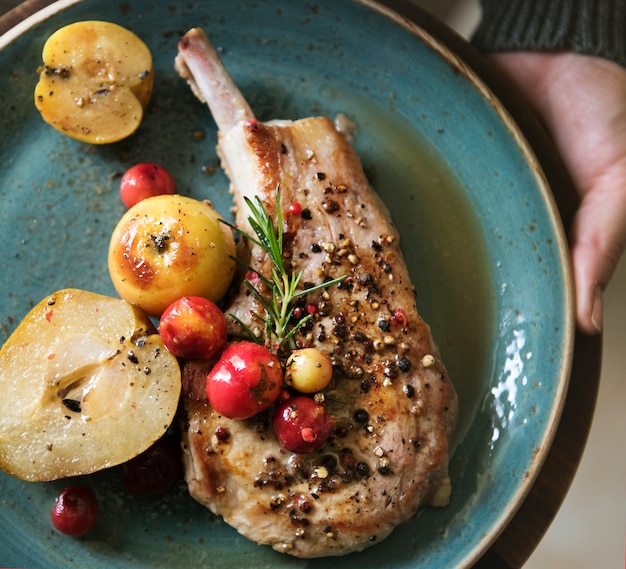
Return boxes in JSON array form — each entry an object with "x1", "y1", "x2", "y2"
[{"x1": 472, "y1": 0, "x2": 626, "y2": 68}]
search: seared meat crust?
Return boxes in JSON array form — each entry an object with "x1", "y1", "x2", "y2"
[{"x1": 176, "y1": 28, "x2": 457, "y2": 558}]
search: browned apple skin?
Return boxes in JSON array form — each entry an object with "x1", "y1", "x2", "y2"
[{"x1": 108, "y1": 195, "x2": 237, "y2": 316}]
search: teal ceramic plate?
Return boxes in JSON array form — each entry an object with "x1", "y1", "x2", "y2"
[{"x1": 0, "y1": 0, "x2": 574, "y2": 567}]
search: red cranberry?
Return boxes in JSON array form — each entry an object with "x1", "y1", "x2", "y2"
[
  {"x1": 51, "y1": 485, "x2": 98, "y2": 536},
  {"x1": 119, "y1": 162, "x2": 176, "y2": 208},
  {"x1": 206, "y1": 341, "x2": 283, "y2": 419},
  {"x1": 158, "y1": 296, "x2": 228, "y2": 360},
  {"x1": 273, "y1": 395, "x2": 334, "y2": 453}
]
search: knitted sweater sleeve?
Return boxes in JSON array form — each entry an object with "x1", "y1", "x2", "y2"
[{"x1": 471, "y1": 0, "x2": 626, "y2": 68}]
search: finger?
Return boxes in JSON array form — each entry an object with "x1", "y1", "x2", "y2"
[
  {"x1": 571, "y1": 242, "x2": 606, "y2": 335},
  {"x1": 569, "y1": 171, "x2": 626, "y2": 334}
]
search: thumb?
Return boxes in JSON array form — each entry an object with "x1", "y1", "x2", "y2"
[{"x1": 569, "y1": 166, "x2": 626, "y2": 334}]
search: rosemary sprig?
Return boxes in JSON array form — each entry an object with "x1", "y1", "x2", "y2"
[{"x1": 224, "y1": 186, "x2": 345, "y2": 352}]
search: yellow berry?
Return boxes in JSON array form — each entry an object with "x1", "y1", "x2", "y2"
[{"x1": 285, "y1": 348, "x2": 333, "y2": 393}]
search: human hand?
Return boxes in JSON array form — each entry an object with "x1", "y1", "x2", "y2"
[{"x1": 489, "y1": 52, "x2": 626, "y2": 335}]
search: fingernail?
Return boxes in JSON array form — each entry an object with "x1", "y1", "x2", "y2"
[{"x1": 591, "y1": 286, "x2": 603, "y2": 333}]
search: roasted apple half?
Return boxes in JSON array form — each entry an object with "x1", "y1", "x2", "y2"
[
  {"x1": 0, "y1": 289, "x2": 181, "y2": 482},
  {"x1": 34, "y1": 21, "x2": 153, "y2": 144}
]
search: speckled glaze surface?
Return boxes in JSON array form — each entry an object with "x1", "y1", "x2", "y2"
[{"x1": 0, "y1": 0, "x2": 573, "y2": 567}]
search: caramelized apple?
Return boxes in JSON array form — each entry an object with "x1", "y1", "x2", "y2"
[
  {"x1": 34, "y1": 21, "x2": 153, "y2": 144},
  {"x1": 108, "y1": 195, "x2": 237, "y2": 316}
]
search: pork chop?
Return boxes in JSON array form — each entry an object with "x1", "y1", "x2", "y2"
[{"x1": 175, "y1": 27, "x2": 458, "y2": 558}]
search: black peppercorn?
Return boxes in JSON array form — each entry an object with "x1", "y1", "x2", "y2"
[
  {"x1": 397, "y1": 358, "x2": 411, "y2": 372},
  {"x1": 354, "y1": 408, "x2": 369, "y2": 423}
]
